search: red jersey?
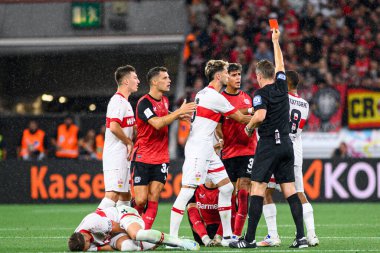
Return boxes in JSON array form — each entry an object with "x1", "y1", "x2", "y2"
[
  {"x1": 221, "y1": 90, "x2": 257, "y2": 159},
  {"x1": 133, "y1": 94, "x2": 169, "y2": 164},
  {"x1": 194, "y1": 185, "x2": 220, "y2": 225}
]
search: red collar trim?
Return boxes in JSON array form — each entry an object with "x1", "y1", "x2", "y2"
[
  {"x1": 288, "y1": 92, "x2": 300, "y2": 98},
  {"x1": 79, "y1": 229, "x2": 94, "y2": 243},
  {"x1": 208, "y1": 86, "x2": 215, "y2": 90},
  {"x1": 115, "y1": 92, "x2": 126, "y2": 98}
]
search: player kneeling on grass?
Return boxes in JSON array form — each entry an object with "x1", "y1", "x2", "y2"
[
  {"x1": 187, "y1": 179, "x2": 237, "y2": 247},
  {"x1": 68, "y1": 205, "x2": 199, "y2": 251}
]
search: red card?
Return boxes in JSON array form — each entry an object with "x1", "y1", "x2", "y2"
[{"x1": 269, "y1": 19, "x2": 279, "y2": 29}]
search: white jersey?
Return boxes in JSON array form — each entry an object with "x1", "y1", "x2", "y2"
[
  {"x1": 103, "y1": 93, "x2": 135, "y2": 166},
  {"x1": 185, "y1": 86, "x2": 236, "y2": 159},
  {"x1": 74, "y1": 206, "x2": 141, "y2": 247},
  {"x1": 288, "y1": 93, "x2": 309, "y2": 166}
]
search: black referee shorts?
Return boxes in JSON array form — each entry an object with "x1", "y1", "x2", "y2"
[
  {"x1": 222, "y1": 155, "x2": 254, "y2": 182},
  {"x1": 251, "y1": 137, "x2": 295, "y2": 184}
]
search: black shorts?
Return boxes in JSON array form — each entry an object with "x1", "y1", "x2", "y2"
[
  {"x1": 222, "y1": 155, "x2": 255, "y2": 182},
  {"x1": 189, "y1": 220, "x2": 219, "y2": 245},
  {"x1": 132, "y1": 162, "x2": 169, "y2": 186},
  {"x1": 251, "y1": 137, "x2": 294, "y2": 184}
]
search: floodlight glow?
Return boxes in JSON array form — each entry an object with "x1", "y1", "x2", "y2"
[
  {"x1": 41, "y1": 94, "x2": 54, "y2": 102},
  {"x1": 59, "y1": 96, "x2": 67, "y2": 103}
]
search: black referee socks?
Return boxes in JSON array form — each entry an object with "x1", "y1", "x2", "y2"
[
  {"x1": 287, "y1": 193, "x2": 305, "y2": 239},
  {"x1": 245, "y1": 195, "x2": 264, "y2": 243}
]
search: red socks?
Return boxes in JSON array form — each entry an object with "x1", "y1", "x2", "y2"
[
  {"x1": 234, "y1": 190, "x2": 249, "y2": 236},
  {"x1": 142, "y1": 201, "x2": 158, "y2": 229},
  {"x1": 188, "y1": 206, "x2": 208, "y2": 238}
]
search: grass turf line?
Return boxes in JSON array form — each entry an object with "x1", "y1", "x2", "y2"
[{"x1": 0, "y1": 203, "x2": 379, "y2": 252}]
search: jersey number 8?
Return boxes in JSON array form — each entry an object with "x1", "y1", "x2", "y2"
[{"x1": 289, "y1": 109, "x2": 301, "y2": 134}]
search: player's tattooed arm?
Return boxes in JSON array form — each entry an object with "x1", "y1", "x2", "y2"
[
  {"x1": 239, "y1": 107, "x2": 254, "y2": 115},
  {"x1": 148, "y1": 99, "x2": 196, "y2": 130},
  {"x1": 228, "y1": 110, "x2": 252, "y2": 124}
]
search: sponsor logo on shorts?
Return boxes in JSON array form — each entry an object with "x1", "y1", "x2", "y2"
[
  {"x1": 195, "y1": 171, "x2": 201, "y2": 182},
  {"x1": 118, "y1": 179, "x2": 123, "y2": 188},
  {"x1": 134, "y1": 176, "x2": 141, "y2": 183},
  {"x1": 246, "y1": 168, "x2": 252, "y2": 174},
  {"x1": 253, "y1": 95, "x2": 262, "y2": 106}
]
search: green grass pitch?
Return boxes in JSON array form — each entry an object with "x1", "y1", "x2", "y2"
[{"x1": 0, "y1": 203, "x2": 379, "y2": 252}]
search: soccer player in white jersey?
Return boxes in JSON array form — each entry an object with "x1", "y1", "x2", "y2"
[
  {"x1": 169, "y1": 60, "x2": 251, "y2": 247},
  {"x1": 98, "y1": 65, "x2": 139, "y2": 210},
  {"x1": 68, "y1": 205, "x2": 200, "y2": 251},
  {"x1": 258, "y1": 70, "x2": 319, "y2": 247}
]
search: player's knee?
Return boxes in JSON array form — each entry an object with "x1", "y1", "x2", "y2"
[
  {"x1": 297, "y1": 192, "x2": 308, "y2": 204},
  {"x1": 218, "y1": 182, "x2": 234, "y2": 196},
  {"x1": 105, "y1": 192, "x2": 119, "y2": 202},
  {"x1": 178, "y1": 187, "x2": 196, "y2": 201},
  {"x1": 134, "y1": 196, "x2": 148, "y2": 207},
  {"x1": 126, "y1": 223, "x2": 142, "y2": 240},
  {"x1": 239, "y1": 178, "x2": 251, "y2": 191}
]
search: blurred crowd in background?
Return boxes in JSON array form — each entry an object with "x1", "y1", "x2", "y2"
[{"x1": 182, "y1": 0, "x2": 380, "y2": 107}]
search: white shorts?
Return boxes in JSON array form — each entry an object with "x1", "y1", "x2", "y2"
[
  {"x1": 268, "y1": 165, "x2": 304, "y2": 192},
  {"x1": 182, "y1": 152, "x2": 229, "y2": 187},
  {"x1": 117, "y1": 206, "x2": 145, "y2": 231},
  {"x1": 103, "y1": 160, "x2": 131, "y2": 192}
]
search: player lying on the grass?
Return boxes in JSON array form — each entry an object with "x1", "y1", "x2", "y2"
[
  {"x1": 68, "y1": 205, "x2": 199, "y2": 251},
  {"x1": 187, "y1": 179, "x2": 237, "y2": 247},
  {"x1": 257, "y1": 70, "x2": 319, "y2": 247}
]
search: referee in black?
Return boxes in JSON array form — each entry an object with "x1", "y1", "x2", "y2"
[{"x1": 229, "y1": 28, "x2": 308, "y2": 249}]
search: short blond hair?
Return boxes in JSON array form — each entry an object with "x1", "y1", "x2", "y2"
[{"x1": 205, "y1": 60, "x2": 229, "y2": 81}]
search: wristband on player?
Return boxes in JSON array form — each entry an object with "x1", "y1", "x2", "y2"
[
  {"x1": 248, "y1": 107, "x2": 254, "y2": 115},
  {"x1": 245, "y1": 126, "x2": 254, "y2": 135}
]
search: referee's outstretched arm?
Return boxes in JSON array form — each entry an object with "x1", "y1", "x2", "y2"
[{"x1": 272, "y1": 28, "x2": 284, "y2": 73}]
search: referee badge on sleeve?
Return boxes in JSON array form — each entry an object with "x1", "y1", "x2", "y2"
[
  {"x1": 277, "y1": 73, "x2": 286, "y2": 80},
  {"x1": 253, "y1": 95, "x2": 262, "y2": 106}
]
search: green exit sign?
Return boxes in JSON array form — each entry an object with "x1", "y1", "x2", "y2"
[{"x1": 72, "y1": 2, "x2": 102, "y2": 28}]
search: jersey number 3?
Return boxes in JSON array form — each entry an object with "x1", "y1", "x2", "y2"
[{"x1": 289, "y1": 109, "x2": 301, "y2": 134}]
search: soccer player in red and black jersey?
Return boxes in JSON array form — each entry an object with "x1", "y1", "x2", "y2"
[
  {"x1": 215, "y1": 63, "x2": 258, "y2": 237},
  {"x1": 132, "y1": 66, "x2": 196, "y2": 229},
  {"x1": 187, "y1": 180, "x2": 233, "y2": 247}
]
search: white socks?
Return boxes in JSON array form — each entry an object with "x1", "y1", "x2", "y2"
[
  {"x1": 117, "y1": 200, "x2": 131, "y2": 207},
  {"x1": 303, "y1": 202, "x2": 316, "y2": 237},
  {"x1": 169, "y1": 188, "x2": 195, "y2": 237},
  {"x1": 136, "y1": 229, "x2": 182, "y2": 248},
  {"x1": 97, "y1": 197, "x2": 116, "y2": 209},
  {"x1": 218, "y1": 183, "x2": 234, "y2": 237},
  {"x1": 263, "y1": 203, "x2": 278, "y2": 237}
]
